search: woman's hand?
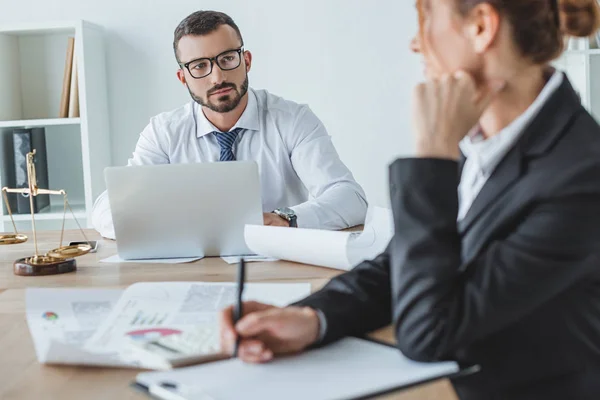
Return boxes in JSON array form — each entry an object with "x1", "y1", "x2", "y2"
[
  {"x1": 220, "y1": 301, "x2": 321, "y2": 363},
  {"x1": 412, "y1": 71, "x2": 505, "y2": 160}
]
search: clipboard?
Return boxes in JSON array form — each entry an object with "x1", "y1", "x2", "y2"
[{"x1": 130, "y1": 337, "x2": 479, "y2": 400}]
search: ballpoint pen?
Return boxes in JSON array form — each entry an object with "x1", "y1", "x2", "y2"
[{"x1": 233, "y1": 258, "x2": 245, "y2": 357}]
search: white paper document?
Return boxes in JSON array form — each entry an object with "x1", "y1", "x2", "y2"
[
  {"x1": 100, "y1": 255, "x2": 204, "y2": 264},
  {"x1": 244, "y1": 206, "x2": 394, "y2": 270},
  {"x1": 86, "y1": 282, "x2": 310, "y2": 357},
  {"x1": 26, "y1": 282, "x2": 311, "y2": 369},
  {"x1": 136, "y1": 337, "x2": 460, "y2": 400},
  {"x1": 220, "y1": 255, "x2": 279, "y2": 264},
  {"x1": 26, "y1": 288, "x2": 127, "y2": 366}
]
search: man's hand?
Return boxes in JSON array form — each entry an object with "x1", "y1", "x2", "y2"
[
  {"x1": 219, "y1": 301, "x2": 321, "y2": 363},
  {"x1": 263, "y1": 212, "x2": 289, "y2": 227}
]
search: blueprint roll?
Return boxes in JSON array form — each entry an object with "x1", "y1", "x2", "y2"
[{"x1": 244, "y1": 206, "x2": 394, "y2": 271}]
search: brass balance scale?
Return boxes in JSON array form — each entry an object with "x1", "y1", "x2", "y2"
[{"x1": 0, "y1": 150, "x2": 92, "y2": 276}]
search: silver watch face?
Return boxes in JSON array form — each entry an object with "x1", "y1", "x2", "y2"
[{"x1": 278, "y1": 207, "x2": 295, "y2": 218}]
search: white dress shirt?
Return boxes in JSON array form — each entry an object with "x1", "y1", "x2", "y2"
[
  {"x1": 92, "y1": 88, "x2": 368, "y2": 239},
  {"x1": 458, "y1": 71, "x2": 564, "y2": 220}
]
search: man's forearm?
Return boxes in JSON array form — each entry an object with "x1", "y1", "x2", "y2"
[{"x1": 291, "y1": 184, "x2": 368, "y2": 230}]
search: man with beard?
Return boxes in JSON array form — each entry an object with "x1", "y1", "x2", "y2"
[{"x1": 92, "y1": 10, "x2": 367, "y2": 239}]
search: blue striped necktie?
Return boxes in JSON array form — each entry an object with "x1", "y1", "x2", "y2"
[{"x1": 214, "y1": 128, "x2": 241, "y2": 161}]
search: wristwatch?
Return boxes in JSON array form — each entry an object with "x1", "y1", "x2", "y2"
[{"x1": 273, "y1": 207, "x2": 298, "y2": 228}]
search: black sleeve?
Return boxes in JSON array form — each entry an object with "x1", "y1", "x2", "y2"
[{"x1": 294, "y1": 249, "x2": 392, "y2": 345}]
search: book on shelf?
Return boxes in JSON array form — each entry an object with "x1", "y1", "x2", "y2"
[
  {"x1": 59, "y1": 37, "x2": 75, "y2": 118},
  {"x1": 68, "y1": 51, "x2": 80, "y2": 118},
  {"x1": 11, "y1": 128, "x2": 50, "y2": 214}
]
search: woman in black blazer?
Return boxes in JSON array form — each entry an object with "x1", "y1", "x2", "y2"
[{"x1": 221, "y1": 1, "x2": 600, "y2": 398}]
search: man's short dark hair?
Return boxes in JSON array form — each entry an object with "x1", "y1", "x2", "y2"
[{"x1": 173, "y1": 11, "x2": 244, "y2": 63}]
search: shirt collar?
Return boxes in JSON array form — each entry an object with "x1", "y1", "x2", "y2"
[
  {"x1": 460, "y1": 70, "x2": 564, "y2": 175},
  {"x1": 195, "y1": 88, "x2": 260, "y2": 137}
]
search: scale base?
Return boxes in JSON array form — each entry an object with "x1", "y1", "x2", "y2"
[{"x1": 14, "y1": 256, "x2": 77, "y2": 276}]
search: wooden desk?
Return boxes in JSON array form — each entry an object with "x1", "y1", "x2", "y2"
[{"x1": 0, "y1": 230, "x2": 458, "y2": 400}]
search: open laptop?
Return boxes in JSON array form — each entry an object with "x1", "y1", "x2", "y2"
[{"x1": 104, "y1": 162, "x2": 263, "y2": 259}]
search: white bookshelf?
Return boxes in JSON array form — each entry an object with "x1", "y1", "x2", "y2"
[
  {"x1": 0, "y1": 20, "x2": 111, "y2": 232},
  {"x1": 0, "y1": 118, "x2": 81, "y2": 129}
]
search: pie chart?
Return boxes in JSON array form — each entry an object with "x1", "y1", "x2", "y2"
[{"x1": 42, "y1": 312, "x2": 59, "y2": 321}]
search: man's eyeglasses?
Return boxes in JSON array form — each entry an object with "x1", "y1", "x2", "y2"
[{"x1": 179, "y1": 47, "x2": 244, "y2": 79}]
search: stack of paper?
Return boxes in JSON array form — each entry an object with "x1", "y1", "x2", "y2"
[
  {"x1": 26, "y1": 282, "x2": 311, "y2": 369},
  {"x1": 26, "y1": 288, "x2": 126, "y2": 367}
]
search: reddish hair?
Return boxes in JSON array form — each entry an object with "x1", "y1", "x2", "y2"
[{"x1": 417, "y1": 0, "x2": 600, "y2": 64}]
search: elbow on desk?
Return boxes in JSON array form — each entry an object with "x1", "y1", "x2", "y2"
[
  {"x1": 395, "y1": 339, "x2": 439, "y2": 363},
  {"x1": 91, "y1": 192, "x2": 115, "y2": 240},
  {"x1": 394, "y1": 321, "x2": 448, "y2": 363},
  {"x1": 346, "y1": 190, "x2": 369, "y2": 227}
]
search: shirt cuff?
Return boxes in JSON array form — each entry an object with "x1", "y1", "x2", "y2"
[
  {"x1": 314, "y1": 308, "x2": 328, "y2": 345},
  {"x1": 290, "y1": 202, "x2": 320, "y2": 230}
]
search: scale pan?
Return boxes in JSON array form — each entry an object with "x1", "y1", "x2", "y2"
[
  {"x1": 46, "y1": 243, "x2": 92, "y2": 259},
  {"x1": 0, "y1": 234, "x2": 28, "y2": 245}
]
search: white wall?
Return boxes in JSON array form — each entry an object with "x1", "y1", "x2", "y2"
[{"x1": 0, "y1": 0, "x2": 421, "y2": 208}]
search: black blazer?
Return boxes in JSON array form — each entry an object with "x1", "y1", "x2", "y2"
[{"x1": 297, "y1": 76, "x2": 600, "y2": 400}]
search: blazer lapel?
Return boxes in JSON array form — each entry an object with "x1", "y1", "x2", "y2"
[
  {"x1": 457, "y1": 73, "x2": 583, "y2": 234},
  {"x1": 458, "y1": 148, "x2": 523, "y2": 233}
]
